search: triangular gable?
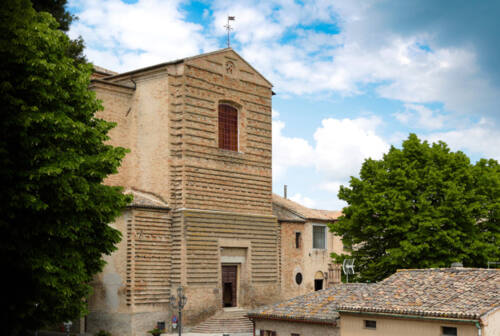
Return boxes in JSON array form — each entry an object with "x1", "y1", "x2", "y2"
[
  {"x1": 185, "y1": 48, "x2": 273, "y2": 88},
  {"x1": 102, "y1": 48, "x2": 273, "y2": 88}
]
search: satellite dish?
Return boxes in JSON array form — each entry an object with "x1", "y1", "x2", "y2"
[{"x1": 342, "y1": 259, "x2": 355, "y2": 283}]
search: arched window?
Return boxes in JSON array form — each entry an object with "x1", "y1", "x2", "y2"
[{"x1": 218, "y1": 104, "x2": 238, "y2": 151}]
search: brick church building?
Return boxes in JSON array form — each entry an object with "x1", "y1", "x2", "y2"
[{"x1": 86, "y1": 48, "x2": 342, "y2": 335}]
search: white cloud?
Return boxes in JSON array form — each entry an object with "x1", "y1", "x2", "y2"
[
  {"x1": 272, "y1": 119, "x2": 314, "y2": 180},
  {"x1": 289, "y1": 193, "x2": 316, "y2": 208},
  {"x1": 393, "y1": 110, "x2": 413, "y2": 124},
  {"x1": 393, "y1": 104, "x2": 447, "y2": 130},
  {"x1": 313, "y1": 116, "x2": 389, "y2": 180},
  {"x1": 426, "y1": 118, "x2": 500, "y2": 161},
  {"x1": 69, "y1": 0, "x2": 217, "y2": 72},
  {"x1": 207, "y1": 0, "x2": 500, "y2": 120},
  {"x1": 272, "y1": 109, "x2": 280, "y2": 119},
  {"x1": 273, "y1": 115, "x2": 388, "y2": 183},
  {"x1": 321, "y1": 181, "x2": 343, "y2": 194},
  {"x1": 70, "y1": 0, "x2": 500, "y2": 120}
]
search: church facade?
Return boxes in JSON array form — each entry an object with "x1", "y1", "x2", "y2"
[{"x1": 87, "y1": 49, "x2": 280, "y2": 335}]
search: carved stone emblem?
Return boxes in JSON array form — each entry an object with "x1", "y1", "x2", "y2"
[{"x1": 225, "y1": 61, "x2": 234, "y2": 74}]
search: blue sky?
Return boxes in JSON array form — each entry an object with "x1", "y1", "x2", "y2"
[{"x1": 68, "y1": 0, "x2": 500, "y2": 210}]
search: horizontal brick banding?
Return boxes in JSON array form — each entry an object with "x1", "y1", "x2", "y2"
[
  {"x1": 181, "y1": 210, "x2": 278, "y2": 285},
  {"x1": 126, "y1": 209, "x2": 171, "y2": 305}
]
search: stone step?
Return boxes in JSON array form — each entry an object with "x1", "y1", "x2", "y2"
[{"x1": 190, "y1": 309, "x2": 253, "y2": 334}]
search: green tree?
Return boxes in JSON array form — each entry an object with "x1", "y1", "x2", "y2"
[
  {"x1": 0, "y1": 1, "x2": 130, "y2": 334},
  {"x1": 31, "y1": 0, "x2": 87, "y2": 63},
  {"x1": 330, "y1": 134, "x2": 500, "y2": 282}
]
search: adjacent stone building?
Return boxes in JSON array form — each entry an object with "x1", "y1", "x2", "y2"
[
  {"x1": 249, "y1": 267, "x2": 500, "y2": 336},
  {"x1": 273, "y1": 193, "x2": 343, "y2": 299},
  {"x1": 85, "y1": 48, "x2": 346, "y2": 336}
]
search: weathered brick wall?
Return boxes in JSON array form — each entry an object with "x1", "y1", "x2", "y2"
[
  {"x1": 92, "y1": 82, "x2": 134, "y2": 188},
  {"x1": 280, "y1": 221, "x2": 306, "y2": 299},
  {"x1": 93, "y1": 69, "x2": 172, "y2": 201},
  {"x1": 179, "y1": 52, "x2": 273, "y2": 215},
  {"x1": 280, "y1": 220, "x2": 343, "y2": 300},
  {"x1": 126, "y1": 209, "x2": 171, "y2": 306}
]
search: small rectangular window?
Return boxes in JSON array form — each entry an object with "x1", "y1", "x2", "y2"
[
  {"x1": 295, "y1": 232, "x2": 301, "y2": 248},
  {"x1": 291, "y1": 334, "x2": 300, "y2": 336},
  {"x1": 364, "y1": 320, "x2": 376, "y2": 329},
  {"x1": 313, "y1": 225, "x2": 326, "y2": 249},
  {"x1": 442, "y1": 326, "x2": 457, "y2": 336}
]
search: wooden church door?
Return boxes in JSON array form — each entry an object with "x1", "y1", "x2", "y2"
[{"x1": 221, "y1": 265, "x2": 237, "y2": 307}]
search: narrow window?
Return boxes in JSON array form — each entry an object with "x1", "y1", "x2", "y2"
[
  {"x1": 295, "y1": 232, "x2": 301, "y2": 248},
  {"x1": 313, "y1": 225, "x2": 326, "y2": 249},
  {"x1": 218, "y1": 104, "x2": 238, "y2": 151},
  {"x1": 364, "y1": 320, "x2": 376, "y2": 329},
  {"x1": 442, "y1": 327, "x2": 457, "y2": 336}
]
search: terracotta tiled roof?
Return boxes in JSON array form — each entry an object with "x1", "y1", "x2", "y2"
[
  {"x1": 248, "y1": 283, "x2": 371, "y2": 324},
  {"x1": 272, "y1": 193, "x2": 342, "y2": 222},
  {"x1": 337, "y1": 268, "x2": 500, "y2": 320},
  {"x1": 248, "y1": 268, "x2": 500, "y2": 323},
  {"x1": 125, "y1": 188, "x2": 169, "y2": 210}
]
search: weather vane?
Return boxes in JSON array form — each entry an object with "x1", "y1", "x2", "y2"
[{"x1": 224, "y1": 16, "x2": 235, "y2": 48}]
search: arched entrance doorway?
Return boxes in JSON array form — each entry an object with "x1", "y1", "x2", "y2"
[{"x1": 314, "y1": 271, "x2": 324, "y2": 291}]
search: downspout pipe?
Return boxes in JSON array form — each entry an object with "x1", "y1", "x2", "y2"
[{"x1": 475, "y1": 321, "x2": 482, "y2": 336}]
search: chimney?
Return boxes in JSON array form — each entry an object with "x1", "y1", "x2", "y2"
[{"x1": 284, "y1": 185, "x2": 288, "y2": 199}]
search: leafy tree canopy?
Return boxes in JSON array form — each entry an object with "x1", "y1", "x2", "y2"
[
  {"x1": 0, "y1": 1, "x2": 130, "y2": 334},
  {"x1": 31, "y1": 0, "x2": 74, "y2": 31},
  {"x1": 330, "y1": 134, "x2": 499, "y2": 282},
  {"x1": 31, "y1": 0, "x2": 86, "y2": 63}
]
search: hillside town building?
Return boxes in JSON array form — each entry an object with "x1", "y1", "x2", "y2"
[
  {"x1": 85, "y1": 48, "x2": 343, "y2": 335},
  {"x1": 273, "y1": 193, "x2": 343, "y2": 299},
  {"x1": 249, "y1": 267, "x2": 500, "y2": 336}
]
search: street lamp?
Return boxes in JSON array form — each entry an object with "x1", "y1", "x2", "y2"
[
  {"x1": 169, "y1": 286, "x2": 187, "y2": 336},
  {"x1": 63, "y1": 321, "x2": 73, "y2": 336}
]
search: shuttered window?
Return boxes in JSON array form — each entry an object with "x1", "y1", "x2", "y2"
[
  {"x1": 218, "y1": 104, "x2": 238, "y2": 151},
  {"x1": 313, "y1": 225, "x2": 326, "y2": 249}
]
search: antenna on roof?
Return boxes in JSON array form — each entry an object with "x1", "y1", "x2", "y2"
[
  {"x1": 342, "y1": 259, "x2": 355, "y2": 283},
  {"x1": 224, "y1": 16, "x2": 235, "y2": 48}
]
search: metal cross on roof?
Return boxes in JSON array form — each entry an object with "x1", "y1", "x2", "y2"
[{"x1": 224, "y1": 16, "x2": 235, "y2": 48}]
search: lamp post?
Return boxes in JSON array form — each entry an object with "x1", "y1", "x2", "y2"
[
  {"x1": 63, "y1": 321, "x2": 72, "y2": 336},
  {"x1": 169, "y1": 286, "x2": 187, "y2": 336}
]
